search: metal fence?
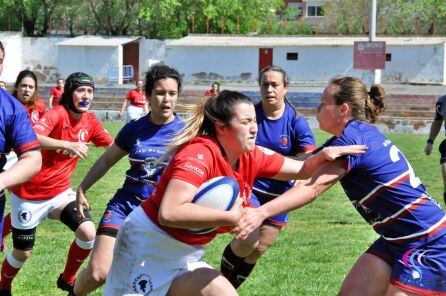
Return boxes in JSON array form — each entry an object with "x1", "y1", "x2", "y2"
[{"x1": 107, "y1": 65, "x2": 134, "y2": 85}]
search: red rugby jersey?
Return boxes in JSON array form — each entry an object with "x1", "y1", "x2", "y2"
[
  {"x1": 11, "y1": 105, "x2": 113, "y2": 200},
  {"x1": 141, "y1": 136, "x2": 285, "y2": 245}
]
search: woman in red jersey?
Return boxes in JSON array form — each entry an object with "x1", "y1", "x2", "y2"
[
  {"x1": 0, "y1": 72, "x2": 113, "y2": 295},
  {"x1": 103, "y1": 90, "x2": 366, "y2": 296},
  {"x1": 120, "y1": 79, "x2": 148, "y2": 122},
  {"x1": 13, "y1": 70, "x2": 46, "y2": 125}
]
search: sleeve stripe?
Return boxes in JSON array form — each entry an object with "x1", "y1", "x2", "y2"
[{"x1": 14, "y1": 140, "x2": 40, "y2": 155}]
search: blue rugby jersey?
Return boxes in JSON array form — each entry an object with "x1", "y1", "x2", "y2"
[
  {"x1": 0, "y1": 88, "x2": 40, "y2": 247},
  {"x1": 324, "y1": 120, "x2": 446, "y2": 244},
  {"x1": 253, "y1": 102, "x2": 316, "y2": 197},
  {"x1": 114, "y1": 114, "x2": 184, "y2": 199}
]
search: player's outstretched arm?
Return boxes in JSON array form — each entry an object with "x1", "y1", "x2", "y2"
[
  {"x1": 272, "y1": 145, "x2": 366, "y2": 181},
  {"x1": 76, "y1": 143, "x2": 126, "y2": 219},
  {"x1": 236, "y1": 160, "x2": 345, "y2": 239},
  {"x1": 0, "y1": 150, "x2": 41, "y2": 191}
]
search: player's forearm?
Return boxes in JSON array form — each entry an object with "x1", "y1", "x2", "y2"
[
  {"x1": 0, "y1": 150, "x2": 41, "y2": 190},
  {"x1": 428, "y1": 120, "x2": 442, "y2": 141},
  {"x1": 37, "y1": 134, "x2": 70, "y2": 150},
  {"x1": 158, "y1": 203, "x2": 238, "y2": 228}
]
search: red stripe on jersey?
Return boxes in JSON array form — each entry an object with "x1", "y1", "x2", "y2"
[
  {"x1": 387, "y1": 217, "x2": 446, "y2": 244},
  {"x1": 296, "y1": 145, "x2": 317, "y2": 154},
  {"x1": 372, "y1": 195, "x2": 428, "y2": 230},
  {"x1": 362, "y1": 173, "x2": 410, "y2": 206},
  {"x1": 14, "y1": 140, "x2": 40, "y2": 155}
]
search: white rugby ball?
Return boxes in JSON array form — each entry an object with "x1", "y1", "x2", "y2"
[{"x1": 188, "y1": 176, "x2": 240, "y2": 234}]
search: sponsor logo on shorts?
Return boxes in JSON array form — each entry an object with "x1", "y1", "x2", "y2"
[
  {"x1": 132, "y1": 274, "x2": 153, "y2": 295},
  {"x1": 104, "y1": 210, "x2": 112, "y2": 222},
  {"x1": 18, "y1": 209, "x2": 32, "y2": 224}
]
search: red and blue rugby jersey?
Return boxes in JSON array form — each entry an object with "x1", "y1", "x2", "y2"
[{"x1": 324, "y1": 120, "x2": 446, "y2": 244}]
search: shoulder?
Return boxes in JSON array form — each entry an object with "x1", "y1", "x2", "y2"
[{"x1": 437, "y1": 95, "x2": 446, "y2": 103}]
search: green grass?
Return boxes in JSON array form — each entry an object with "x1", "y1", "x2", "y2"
[{"x1": 4, "y1": 126, "x2": 444, "y2": 295}]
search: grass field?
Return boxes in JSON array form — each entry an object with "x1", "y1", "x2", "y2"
[{"x1": 4, "y1": 123, "x2": 445, "y2": 296}]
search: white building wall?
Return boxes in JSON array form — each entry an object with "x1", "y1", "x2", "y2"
[
  {"x1": 383, "y1": 45, "x2": 444, "y2": 84},
  {"x1": 0, "y1": 32, "x2": 23, "y2": 83},
  {"x1": 57, "y1": 46, "x2": 120, "y2": 83},
  {"x1": 273, "y1": 46, "x2": 364, "y2": 83},
  {"x1": 139, "y1": 39, "x2": 168, "y2": 76},
  {"x1": 166, "y1": 44, "x2": 446, "y2": 84},
  {"x1": 165, "y1": 46, "x2": 258, "y2": 81},
  {"x1": 21, "y1": 37, "x2": 65, "y2": 83}
]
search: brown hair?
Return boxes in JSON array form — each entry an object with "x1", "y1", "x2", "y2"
[
  {"x1": 163, "y1": 90, "x2": 253, "y2": 160},
  {"x1": 330, "y1": 76, "x2": 385, "y2": 123}
]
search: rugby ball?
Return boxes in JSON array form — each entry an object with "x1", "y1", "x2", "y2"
[{"x1": 188, "y1": 176, "x2": 240, "y2": 234}]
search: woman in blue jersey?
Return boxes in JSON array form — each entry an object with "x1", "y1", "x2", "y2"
[
  {"x1": 237, "y1": 76, "x2": 446, "y2": 296},
  {"x1": 72, "y1": 65, "x2": 184, "y2": 296},
  {"x1": 221, "y1": 65, "x2": 316, "y2": 288}
]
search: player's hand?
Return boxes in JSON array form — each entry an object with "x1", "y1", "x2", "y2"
[
  {"x1": 67, "y1": 142, "x2": 89, "y2": 159},
  {"x1": 228, "y1": 196, "x2": 244, "y2": 226},
  {"x1": 76, "y1": 187, "x2": 89, "y2": 220},
  {"x1": 322, "y1": 145, "x2": 367, "y2": 161},
  {"x1": 235, "y1": 207, "x2": 267, "y2": 240},
  {"x1": 424, "y1": 143, "x2": 433, "y2": 156}
]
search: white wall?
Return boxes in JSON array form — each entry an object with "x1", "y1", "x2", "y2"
[
  {"x1": 165, "y1": 46, "x2": 258, "y2": 81},
  {"x1": 165, "y1": 44, "x2": 446, "y2": 84},
  {"x1": 384, "y1": 45, "x2": 444, "y2": 84},
  {"x1": 0, "y1": 32, "x2": 23, "y2": 83},
  {"x1": 57, "y1": 46, "x2": 120, "y2": 83},
  {"x1": 139, "y1": 39, "x2": 167, "y2": 76},
  {"x1": 21, "y1": 37, "x2": 65, "y2": 83}
]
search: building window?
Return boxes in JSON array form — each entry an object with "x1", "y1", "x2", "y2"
[
  {"x1": 307, "y1": 1, "x2": 324, "y2": 17},
  {"x1": 287, "y1": 52, "x2": 298, "y2": 60},
  {"x1": 386, "y1": 53, "x2": 392, "y2": 61}
]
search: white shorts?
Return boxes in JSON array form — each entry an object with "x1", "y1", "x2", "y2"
[
  {"x1": 104, "y1": 206, "x2": 212, "y2": 296},
  {"x1": 126, "y1": 105, "x2": 145, "y2": 122},
  {"x1": 10, "y1": 188, "x2": 76, "y2": 229},
  {"x1": 3, "y1": 152, "x2": 18, "y2": 171}
]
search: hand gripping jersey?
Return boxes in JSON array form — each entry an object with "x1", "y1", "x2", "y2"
[
  {"x1": 324, "y1": 120, "x2": 446, "y2": 244},
  {"x1": 253, "y1": 102, "x2": 316, "y2": 198},
  {"x1": 141, "y1": 136, "x2": 285, "y2": 245},
  {"x1": 23, "y1": 98, "x2": 46, "y2": 126},
  {"x1": 115, "y1": 114, "x2": 184, "y2": 199},
  {"x1": 126, "y1": 89, "x2": 146, "y2": 108},
  {"x1": 50, "y1": 87, "x2": 64, "y2": 106},
  {"x1": 0, "y1": 88, "x2": 40, "y2": 245},
  {"x1": 12, "y1": 105, "x2": 113, "y2": 200}
]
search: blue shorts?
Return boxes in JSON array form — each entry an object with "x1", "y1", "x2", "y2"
[
  {"x1": 98, "y1": 188, "x2": 150, "y2": 237},
  {"x1": 250, "y1": 192, "x2": 288, "y2": 226},
  {"x1": 367, "y1": 235, "x2": 446, "y2": 295}
]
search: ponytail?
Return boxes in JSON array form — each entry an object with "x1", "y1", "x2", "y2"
[{"x1": 365, "y1": 84, "x2": 386, "y2": 123}]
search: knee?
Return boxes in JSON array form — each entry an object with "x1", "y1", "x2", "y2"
[
  {"x1": 75, "y1": 221, "x2": 96, "y2": 242},
  {"x1": 88, "y1": 265, "x2": 108, "y2": 285},
  {"x1": 12, "y1": 249, "x2": 31, "y2": 262}
]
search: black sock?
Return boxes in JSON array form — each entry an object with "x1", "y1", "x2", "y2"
[
  {"x1": 220, "y1": 244, "x2": 245, "y2": 287},
  {"x1": 443, "y1": 192, "x2": 446, "y2": 204},
  {"x1": 233, "y1": 261, "x2": 256, "y2": 289}
]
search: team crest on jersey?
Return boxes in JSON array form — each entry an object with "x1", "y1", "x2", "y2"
[
  {"x1": 280, "y1": 135, "x2": 289, "y2": 148},
  {"x1": 143, "y1": 157, "x2": 161, "y2": 178},
  {"x1": 78, "y1": 129, "x2": 88, "y2": 142},
  {"x1": 132, "y1": 273, "x2": 153, "y2": 295},
  {"x1": 18, "y1": 209, "x2": 32, "y2": 224},
  {"x1": 31, "y1": 111, "x2": 39, "y2": 123}
]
